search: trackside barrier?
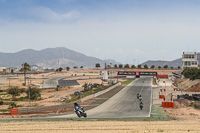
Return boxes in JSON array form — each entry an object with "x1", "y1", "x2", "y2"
[
  {"x1": 162, "y1": 102, "x2": 174, "y2": 108},
  {"x1": 159, "y1": 95, "x2": 165, "y2": 99},
  {"x1": 156, "y1": 75, "x2": 168, "y2": 78},
  {"x1": 11, "y1": 108, "x2": 18, "y2": 115}
]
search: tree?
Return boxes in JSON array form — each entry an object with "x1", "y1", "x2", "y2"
[
  {"x1": 95, "y1": 63, "x2": 101, "y2": 69},
  {"x1": 66, "y1": 66, "x2": 70, "y2": 71},
  {"x1": 182, "y1": 68, "x2": 200, "y2": 80},
  {"x1": 20, "y1": 63, "x2": 31, "y2": 86},
  {"x1": 114, "y1": 64, "x2": 118, "y2": 68},
  {"x1": 8, "y1": 102, "x2": 18, "y2": 109},
  {"x1": 73, "y1": 66, "x2": 78, "y2": 69},
  {"x1": 80, "y1": 66, "x2": 83, "y2": 69},
  {"x1": 170, "y1": 67, "x2": 173, "y2": 70},
  {"x1": 124, "y1": 64, "x2": 130, "y2": 68},
  {"x1": 131, "y1": 65, "x2": 136, "y2": 68},
  {"x1": 144, "y1": 64, "x2": 148, "y2": 69},
  {"x1": 83, "y1": 82, "x2": 88, "y2": 91},
  {"x1": 150, "y1": 65, "x2": 155, "y2": 69},
  {"x1": 56, "y1": 85, "x2": 60, "y2": 91},
  {"x1": 25, "y1": 87, "x2": 41, "y2": 100},
  {"x1": 119, "y1": 64, "x2": 123, "y2": 68},
  {"x1": 56, "y1": 67, "x2": 63, "y2": 72},
  {"x1": 158, "y1": 66, "x2": 161, "y2": 69},
  {"x1": 7, "y1": 86, "x2": 20, "y2": 100},
  {"x1": 164, "y1": 65, "x2": 168, "y2": 69},
  {"x1": 178, "y1": 66, "x2": 181, "y2": 69},
  {"x1": 137, "y1": 65, "x2": 142, "y2": 69}
]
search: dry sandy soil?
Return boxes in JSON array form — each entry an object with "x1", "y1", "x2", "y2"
[
  {"x1": 0, "y1": 71, "x2": 103, "y2": 109},
  {"x1": 0, "y1": 121, "x2": 200, "y2": 133}
]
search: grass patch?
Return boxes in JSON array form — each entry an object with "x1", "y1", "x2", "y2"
[
  {"x1": 1, "y1": 99, "x2": 11, "y2": 101},
  {"x1": 121, "y1": 80, "x2": 132, "y2": 85},
  {"x1": 18, "y1": 96, "x2": 28, "y2": 101},
  {"x1": 157, "y1": 129, "x2": 164, "y2": 132},
  {"x1": 150, "y1": 104, "x2": 173, "y2": 121},
  {"x1": 0, "y1": 109, "x2": 9, "y2": 112},
  {"x1": 0, "y1": 93, "x2": 7, "y2": 95}
]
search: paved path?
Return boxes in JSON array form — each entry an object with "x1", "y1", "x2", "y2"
[
  {"x1": 51, "y1": 77, "x2": 153, "y2": 118},
  {"x1": 40, "y1": 75, "x2": 99, "y2": 89}
]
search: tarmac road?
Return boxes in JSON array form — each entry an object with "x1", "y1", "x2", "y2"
[
  {"x1": 52, "y1": 76, "x2": 152, "y2": 118},
  {"x1": 40, "y1": 75, "x2": 100, "y2": 89}
]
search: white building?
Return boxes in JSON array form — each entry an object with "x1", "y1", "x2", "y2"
[
  {"x1": 3, "y1": 67, "x2": 17, "y2": 73},
  {"x1": 182, "y1": 52, "x2": 198, "y2": 69}
]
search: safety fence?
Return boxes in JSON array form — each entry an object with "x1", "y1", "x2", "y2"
[
  {"x1": 159, "y1": 95, "x2": 165, "y2": 99},
  {"x1": 11, "y1": 108, "x2": 18, "y2": 115},
  {"x1": 162, "y1": 101, "x2": 174, "y2": 108}
]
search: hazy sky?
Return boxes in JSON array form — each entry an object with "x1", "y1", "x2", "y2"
[{"x1": 0, "y1": 0, "x2": 200, "y2": 64}]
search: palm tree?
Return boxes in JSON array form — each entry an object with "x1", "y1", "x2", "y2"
[{"x1": 20, "y1": 63, "x2": 31, "y2": 86}]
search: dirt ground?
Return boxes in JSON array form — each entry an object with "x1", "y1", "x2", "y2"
[
  {"x1": 0, "y1": 70, "x2": 105, "y2": 110},
  {"x1": 0, "y1": 121, "x2": 200, "y2": 133}
]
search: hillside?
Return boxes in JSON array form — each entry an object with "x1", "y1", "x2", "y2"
[
  {"x1": 0, "y1": 47, "x2": 118, "y2": 69},
  {"x1": 141, "y1": 53, "x2": 200, "y2": 68}
]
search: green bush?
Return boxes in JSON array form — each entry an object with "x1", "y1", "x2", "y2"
[
  {"x1": 19, "y1": 88, "x2": 25, "y2": 93},
  {"x1": 182, "y1": 68, "x2": 200, "y2": 80},
  {"x1": 0, "y1": 101, "x2": 3, "y2": 105},
  {"x1": 7, "y1": 86, "x2": 20, "y2": 100},
  {"x1": 18, "y1": 96, "x2": 28, "y2": 101},
  {"x1": 8, "y1": 102, "x2": 17, "y2": 109},
  {"x1": 25, "y1": 87, "x2": 41, "y2": 100}
]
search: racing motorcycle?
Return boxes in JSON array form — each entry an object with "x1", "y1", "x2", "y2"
[
  {"x1": 140, "y1": 102, "x2": 143, "y2": 110},
  {"x1": 74, "y1": 106, "x2": 87, "y2": 118}
]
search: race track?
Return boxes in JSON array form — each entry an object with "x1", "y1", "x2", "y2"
[{"x1": 52, "y1": 77, "x2": 152, "y2": 118}]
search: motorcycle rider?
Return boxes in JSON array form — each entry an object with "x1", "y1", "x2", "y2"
[
  {"x1": 137, "y1": 93, "x2": 139, "y2": 99},
  {"x1": 139, "y1": 95, "x2": 142, "y2": 101},
  {"x1": 140, "y1": 101, "x2": 143, "y2": 110},
  {"x1": 74, "y1": 101, "x2": 81, "y2": 110}
]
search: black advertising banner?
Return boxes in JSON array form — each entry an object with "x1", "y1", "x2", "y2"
[{"x1": 118, "y1": 71, "x2": 157, "y2": 76}]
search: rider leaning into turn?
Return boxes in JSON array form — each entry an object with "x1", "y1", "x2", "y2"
[{"x1": 74, "y1": 101, "x2": 81, "y2": 110}]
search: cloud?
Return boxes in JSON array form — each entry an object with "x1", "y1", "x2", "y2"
[{"x1": 28, "y1": 7, "x2": 81, "y2": 22}]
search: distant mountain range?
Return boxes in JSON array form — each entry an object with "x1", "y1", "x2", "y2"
[
  {"x1": 0, "y1": 47, "x2": 119, "y2": 69},
  {"x1": 141, "y1": 53, "x2": 200, "y2": 68}
]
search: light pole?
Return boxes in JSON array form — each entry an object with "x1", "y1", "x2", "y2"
[{"x1": 28, "y1": 76, "x2": 31, "y2": 107}]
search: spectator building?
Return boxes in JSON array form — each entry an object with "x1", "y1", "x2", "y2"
[{"x1": 182, "y1": 52, "x2": 198, "y2": 69}]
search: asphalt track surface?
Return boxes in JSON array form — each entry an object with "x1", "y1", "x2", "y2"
[
  {"x1": 51, "y1": 76, "x2": 152, "y2": 118},
  {"x1": 40, "y1": 75, "x2": 92, "y2": 88}
]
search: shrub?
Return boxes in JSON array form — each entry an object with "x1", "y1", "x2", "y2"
[
  {"x1": 7, "y1": 86, "x2": 20, "y2": 101},
  {"x1": 8, "y1": 102, "x2": 17, "y2": 109},
  {"x1": 25, "y1": 87, "x2": 41, "y2": 100},
  {"x1": 182, "y1": 68, "x2": 200, "y2": 80}
]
